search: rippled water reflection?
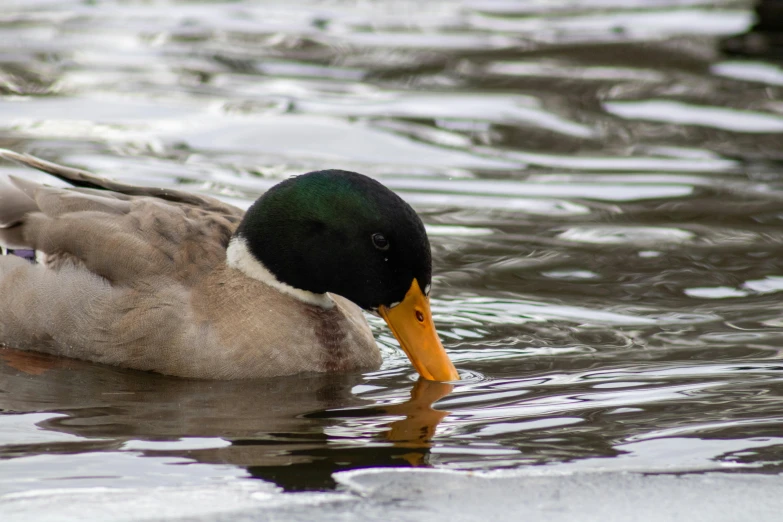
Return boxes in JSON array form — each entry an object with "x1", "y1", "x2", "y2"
[{"x1": 1, "y1": 0, "x2": 782, "y2": 499}]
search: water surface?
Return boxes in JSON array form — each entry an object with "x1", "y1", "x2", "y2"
[{"x1": 1, "y1": 0, "x2": 782, "y2": 511}]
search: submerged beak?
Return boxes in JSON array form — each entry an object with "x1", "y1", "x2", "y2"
[{"x1": 378, "y1": 280, "x2": 460, "y2": 381}]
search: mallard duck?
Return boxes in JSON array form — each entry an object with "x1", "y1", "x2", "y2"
[{"x1": 0, "y1": 150, "x2": 459, "y2": 381}]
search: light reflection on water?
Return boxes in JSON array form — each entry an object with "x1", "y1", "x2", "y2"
[{"x1": 2, "y1": 0, "x2": 783, "y2": 500}]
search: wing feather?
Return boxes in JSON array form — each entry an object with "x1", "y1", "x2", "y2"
[{"x1": 0, "y1": 151, "x2": 241, "y2": 285}]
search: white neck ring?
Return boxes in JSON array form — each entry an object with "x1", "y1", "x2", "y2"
[{"x1": 226, "y1": 237, "x2": 334, "y2": 309}]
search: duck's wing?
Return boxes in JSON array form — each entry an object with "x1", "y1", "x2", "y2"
[
  {"x1": 0, "y1": 150, "x2": 243, "y2": 286},
  {"x1": 0, "y1": 152, "x2": 247, "y2": 373}
]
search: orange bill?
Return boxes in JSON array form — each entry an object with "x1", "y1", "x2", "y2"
[{"x1": 378, "y1": 280, "x2": 460, "y2": 381}]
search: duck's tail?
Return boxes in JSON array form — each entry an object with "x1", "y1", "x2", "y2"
[
  {"x1": 0, "y1": 149, "x2": 109, "y2": 190},
  {"x1": 0, "y1": 172, "x2": 38, "y2": 251},
  {"x1": 0, "y1": 149, "x2": 244, "y2": 216}
]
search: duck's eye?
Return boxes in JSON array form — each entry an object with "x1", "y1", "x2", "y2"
[{"x1": 372, "y1": 233, "x2": 389, "y2": 251}]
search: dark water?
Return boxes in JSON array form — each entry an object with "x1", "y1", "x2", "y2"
[{"x1": 1, "y1": 0, "x2": 782, "y2": 503}]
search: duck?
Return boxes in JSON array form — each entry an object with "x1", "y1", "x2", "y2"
[{"x1": 0, "y1": 149, "x2": 459, "y2": 381}]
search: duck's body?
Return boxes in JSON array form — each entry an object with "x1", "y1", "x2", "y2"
[
  {"x1": 0, "y1": 151, "x2": 457, "y2": 381},
  {"x1": 0, "y1": 154, "x2": 379, "y2": 379},
  {"x1": 0, "y1": 257, "x2": 378, "y2": 379}
]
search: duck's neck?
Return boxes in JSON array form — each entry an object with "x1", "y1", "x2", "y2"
[{"x1": 225, "y1": 237, "x2": 334, "y2": 309}]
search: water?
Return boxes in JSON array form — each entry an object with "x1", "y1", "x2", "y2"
[{"x1": 1, "y1": 0, "x2": 783, "y2": 516}]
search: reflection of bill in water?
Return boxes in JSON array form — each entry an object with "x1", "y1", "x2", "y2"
[{"x1": 383, "y1": 378, "x2": 453, "y2": 453}]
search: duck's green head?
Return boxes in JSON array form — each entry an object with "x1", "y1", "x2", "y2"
[
  {"x1": 237, "y1": 170, "x2": 429, "y2": 310},
  {"x1": 231, "y1": 169, "x2": 458, "y2": 381}
]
